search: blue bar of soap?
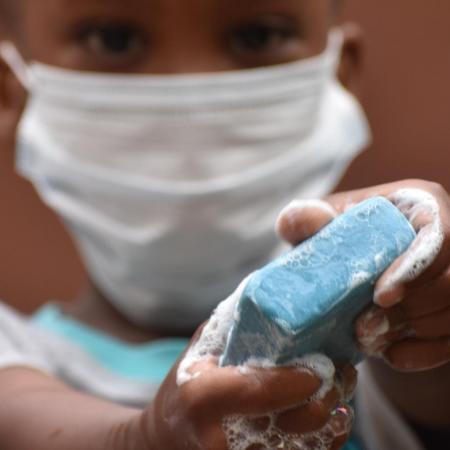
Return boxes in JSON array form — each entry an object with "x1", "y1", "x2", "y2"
[{"x1": 221, "y1": 197, "x2": 416, "y2": 367}]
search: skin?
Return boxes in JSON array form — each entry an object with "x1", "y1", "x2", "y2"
[{"x1": 0, "y1": 1, "x2": 362, "y2": 449}]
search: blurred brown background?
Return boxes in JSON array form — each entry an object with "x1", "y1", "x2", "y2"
[{"x1": 1, "y1": 0, "x2": 450, "y2": 313}]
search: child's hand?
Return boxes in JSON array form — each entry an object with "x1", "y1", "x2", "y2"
[
  {"x1": 143, "y1": 324, "x2": 356, "y2": 450},
  {"x1": 276, "y1": 179, "x2": 450, "y2": 372}
]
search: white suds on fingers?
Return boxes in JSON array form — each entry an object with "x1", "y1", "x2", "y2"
[
  {"x1": 357, "y1": 308, "x2": 390, "y2": 353},
  {"x1": 223, "y1": 400, "x2": 353, "y2": 450},
  {"x1": 222, "y1": 354, "x2": 343, "y2": 450},
  {"x1": 176, "y1": 276, "x2": 250, "y2": 386},
  {"x1": 374, "y1": 189, "x2": 444, "y2": 304}
]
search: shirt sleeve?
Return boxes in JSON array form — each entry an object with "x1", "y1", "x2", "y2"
[{"x1": 0, "y1": 301, "x2": 56, "y2": 374}]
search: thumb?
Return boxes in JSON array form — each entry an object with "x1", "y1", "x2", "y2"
[{"x1": 276, "y1": 199, "x2": 338, "y2": 246}]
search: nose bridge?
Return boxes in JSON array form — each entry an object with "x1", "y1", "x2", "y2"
[
  {"x1": 150, "y1": 2, "x2": 233, "y2": 74},
  {"x1": 154, "y1": 36, "x2": 232, "y2": 75}
]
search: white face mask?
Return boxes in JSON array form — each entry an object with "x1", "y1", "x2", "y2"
[{"x1": 1, "y1": 32, "x2": 370, "y2": 331}]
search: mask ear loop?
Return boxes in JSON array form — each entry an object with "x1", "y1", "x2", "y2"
[
  {"x1": 0, "y1": 41, "x2": 33, "y2": 90},
  {"x1": 327, "y1": 28, "x2": 345, "y2": 75}
]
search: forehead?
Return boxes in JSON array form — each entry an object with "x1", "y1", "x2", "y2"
[{"x1": 15, "y1": 0, "x2": 333, "y2": 19}]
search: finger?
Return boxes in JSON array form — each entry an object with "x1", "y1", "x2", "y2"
[
  {"x1": 395, "y1": 271, "x2": 450, "y2": 318},
  {"x1": 322, "y1": 403, "x2": 355, "y2": 450},
  {"x1": 357, "y1": 304, "x2": 450, "y2": 354},
  {"x1": 276, "y1": 199, "x2": 337, "y2": 245},
  {"x1": 375, "y1": 188, "x2": 450, "y2": 308},
  {"x1": 356, "y1": 306, "x2": 410, "y2": 354},
  {"x1": 335, "y1": 364, "x2": 358, "y2": 401},
  {"x1": 384, "y1": 337, "x2": 450, "y2": 372},
  {"x1": 374, "y1": 228, "x2": 448, "y2": 309},
  {"x1": 276, "y1": 386, "x2": 340, "y2": 434},
  {"x1": 410, "y1": 308, "x2": 450, "y2": 339},
  {"x1": 330, "y1": 434, "x2": 351, "y2": 450},
  {"x1": 327, "y1": 403, "x2": 354, "y2": 438},
  {"x1": 186, "y1": 364, "x2": 322, "y2": 416}
]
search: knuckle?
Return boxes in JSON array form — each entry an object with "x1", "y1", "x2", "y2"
[
  {"x1": 307, "y1": 399, "x2": 333, "y2": 425},
  {"x1": 429, "y1": 181, "x2": 447, "y2": 197},
  {"x1": 179, "y1": 381, "x2": 216, "y2": 417},
  {"x1": 325, "y1": 386, "x2": 340, "y2": 406},
  {"x1": 179, "y1": 386, "x2": 202, "y2": 416},
  {"x1": 400, "y1": 179, "x2": 446, "y2": 197}
]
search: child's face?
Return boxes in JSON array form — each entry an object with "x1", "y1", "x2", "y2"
[{"x1": 8, "y1": 0, "x2": 334, "y2": 74}]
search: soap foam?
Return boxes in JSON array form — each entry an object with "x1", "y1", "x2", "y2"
[
  {"x1": 222, "y1": 402, "x2": 353, "y2": 450},
  {"x1": 177, "y1": 276, "x2": 250, "y2": 385},
  {"x1": 375, "y1": 188, "x2": 444, "y2": 304},
  {"x1": 357, "y1": 308, "x2": 390, "y2": 353},
  {"x1": 293, "y1": 354, "x2": 335, "y2": 400}
]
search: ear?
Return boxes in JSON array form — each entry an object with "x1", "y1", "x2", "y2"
[
  {"x1": 0, "y1": 52, "x2": 26, "y2": 140},
  {"x1": 337, "y1": 23, "x2": 364, "y2": 98}
]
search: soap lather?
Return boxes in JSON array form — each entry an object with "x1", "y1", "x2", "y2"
[{"x1": 221, "y1": 197, "x2": 416, "y2": 367}]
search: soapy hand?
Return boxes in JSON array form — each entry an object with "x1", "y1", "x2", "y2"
[
  {"x1": 144, "y1": 292, "x2": 357, "y2": 450},
  {"x1": 276, "y1": 179, "x2": 450, "y2": 372}
]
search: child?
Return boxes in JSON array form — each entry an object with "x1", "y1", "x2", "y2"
[{"x1": 0, "y1": 0, "x2": 448, "y2": 449}]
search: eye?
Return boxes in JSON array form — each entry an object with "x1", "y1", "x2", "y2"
[
  {"x1": 79, "y1": 22, "x2": 146, "y2": 63},
  {"x1": 229, "y1": 17, "x2": 297, "y2": 56}
]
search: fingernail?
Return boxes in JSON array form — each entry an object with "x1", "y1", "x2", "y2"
[
  {"x1": 329, "y1": 403, "x2": 354, "y2": 436},
  {"x1": 374, "y1": 283, "x2": 404, "y2": 308},
  {"x1": 275, "y1": 200, "x2": 301, "y2": 237}
]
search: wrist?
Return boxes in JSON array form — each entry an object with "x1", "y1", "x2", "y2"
[{"x1": 105, "y1": 410, "x2": 150, "y2": 450}]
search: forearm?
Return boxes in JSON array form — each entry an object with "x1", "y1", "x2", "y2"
[
  {"x1": 368, "y1": 358, "x2": 450, "y2": 428},
  {"x1": 0, "y1": 367, "x2": 148, "y2": 450}
]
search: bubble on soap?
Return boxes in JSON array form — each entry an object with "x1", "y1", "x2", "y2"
[
  {"x1": 376, "y1": 189, "x2": 444, "y2": 302},
  {"x1": 282, "y1": 238, "x2": 332, "y2": 271},
  {"x1": 223, "y1": 402, "x2": 354, "y2": 450}
]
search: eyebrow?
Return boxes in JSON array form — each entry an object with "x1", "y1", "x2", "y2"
[{"x1": 60, "y1": 0, "x2": 160, "y2": 8}]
